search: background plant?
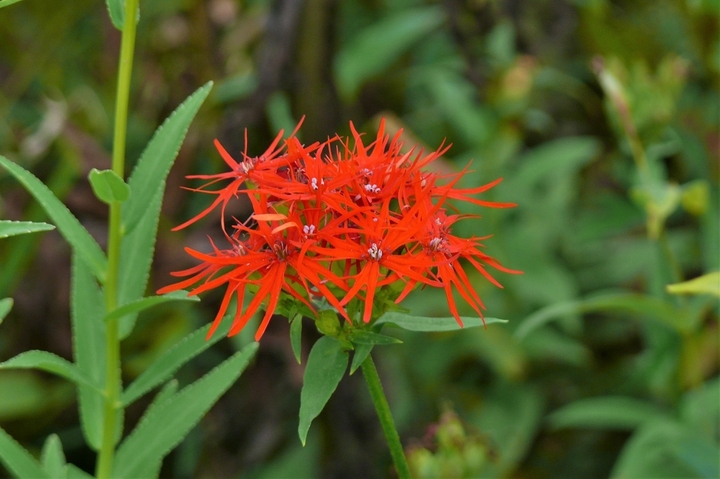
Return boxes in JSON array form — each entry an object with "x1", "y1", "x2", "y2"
[{"x1": 0, "y1": 0, "x2": 718, "y2": 478}]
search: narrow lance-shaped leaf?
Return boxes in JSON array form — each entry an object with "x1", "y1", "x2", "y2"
[
  {"x1": 104, "y1": 290, "x2": 199, "y2": 323},
  {"x1": 547, "y1": 396, "x2": 672, "y2": 431},
  {"x1": 0, "y1": 155, "x2": 107, "y2": 282},
  {"x1": 375, "y1": 312, "x2": 507, "y2": 332},
  {"x1": 0, "y1": 426, "x2": 49, "y2": 479},
  {"x1": 41, "y1": 434, "x2": 67, "y2": 479},
  {"x1": 113, "y1": 343, "x2": 259, "y2": 478},
  {"x1": 0, "y1": 0, "x2": 25, "y2": 9},
  {"x1": 0, "y1": 298, "x2": 12, "y2": 325},
  {"x1": 350, "y1": 343, "x2": 373, "y2": 375},
  {"x1": 667, "y1": 272, "x2": 720, "y2": 297},
  {"x1": 298, "y1": 337, "x2": 348, "y2": 445},
  {"x1": 0, "y1": 350, "x2": 102, "y2": 391},
  {"x1": 0, "y1": 220, "x2": 55, "y2": 239},
  {"x1": 106, "y1": 0, "x2": 124, "y2": 29}
]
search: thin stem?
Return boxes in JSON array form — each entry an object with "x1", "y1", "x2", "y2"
[
  {"x1": 96, "y1": 2, "x2": 140, "y2": 478},
  {"x1": 361, "y1": 354, "x2": 412, "y2": 479}
]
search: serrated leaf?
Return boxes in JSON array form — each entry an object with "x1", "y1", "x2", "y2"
[
  {"x1": 290, "y1": 314, "x2": 303, "y2": 364},
  {"x1": 547, "y1": 396, "x2": 672, "y2": 431},
  {"x1": 0, "y1": 220, "x2": 55, "y2": 239},
  {"x1": 113, "y1": 343, "x2": 258, "y2": 478},
  {"x1": 88, "y1": 169, "x2": 130, "y2": 204},
  {"x1": 41, "y1": 434, "x2": 67, "y2": 479},
  {"x1": 375, "y1": 312, "x2": 507, "y2": 332},
  {"x1": 106, "y1": 0, "x2": 124, "y2": 29},
  {"x1": 667, "y1": 272, "x2": 720, "y2": 297},
  {"x1": 515, "y1": 291, "x2": 696, "y2": 340},
  {"x1": 0, "y1": 155, "x2": 107, "y2": 282},
  {"x1": 104, "y1": 290, "x2": 199, "y2": 323},
  {"x1": 334, "y1": 6, "x2": 445, "y2": 100},
  {"x1": 298, "y1": 337, "x2": 348, "y2": 445},
  {"x1": 350, "y1": 343, "x2": 373, "y2": 375},
  {"x1": 0, "y1": 298, "x2": 12, "y2": 324},
  {"x1": 71, "y1": 254, "x2": 108, "y2": 450},
  {"x1": 121, "y1": 319, "x2": 231, "y2": 406},
  {"x1": 348, "y1": 330, "x2": 402, "y2": 346},
  {"x1": 0, "y1": 350, "x2": 101, "y2": 391},
  {"x1": 0, "y1": 426, "x2": 49, "y2": 479},
  {"x1": 123, "y1": 82, "x2": 212, "y2": 233},
  {"x1": 0, "y1": 0, "x2": 25, "y2": 9}
]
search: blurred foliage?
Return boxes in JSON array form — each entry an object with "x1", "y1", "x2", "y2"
[{"x1": 0, "y1": 0, "x2": 718, "y2": 477}]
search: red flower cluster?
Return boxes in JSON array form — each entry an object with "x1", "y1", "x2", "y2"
[{"x1": 159, "y1": 119, "x2": 519, "y2": 341}]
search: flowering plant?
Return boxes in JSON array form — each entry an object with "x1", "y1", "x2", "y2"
[{"x1": 160, "y1": 118, "x2": 520, "y2": 476}]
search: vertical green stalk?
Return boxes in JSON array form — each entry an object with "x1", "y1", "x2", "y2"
[
  {"x1": 96, "y1": 1, "x2": 140, "y2": 477},
  {"x1": 361, "y1": 355, "x2": 412, "y2": 479}
]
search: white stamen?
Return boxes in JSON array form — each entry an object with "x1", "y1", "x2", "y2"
[
  {"x1": 364, "y1": 184, "x2": 381, "y2": 194},
  {"x1": 367, "y1": 243, "x2": 383, "y2": 260},
  {"x1": 303, "y1": 224, "x2": 316, "y2": 235}
]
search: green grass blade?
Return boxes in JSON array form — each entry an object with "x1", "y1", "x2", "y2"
[
  {"x1": 121, "y1": 319, "x2": 231, "y2": 406},
  {"x1": 298, "y1": 337, "x2": 348, "y2": 445},
  {"x1": 374, "y1": 312, "x2": 507, "y2": 332},
  {"x1": 0, "y1": 155, "x2": 107, "y2": 282},
  {"x1": 0, "y1": 220, "x2": 55, "y2": 239},
  {"x1": 0, "y1": 350, "x2": 101, "y2": 391},
  {"x1": 113, "y1": 343, "x2": 258, "y2": 478},
  {"x1": 0, "y1": 426, "x2": 49, "y2": 479}
]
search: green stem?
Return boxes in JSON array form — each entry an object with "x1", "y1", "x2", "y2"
[
  {"x1": 361, "y1": 355, "x2": 412, "y2": 479},
  {"x1": 96, "y1": 1, "x2": 140, "y2": 477}
]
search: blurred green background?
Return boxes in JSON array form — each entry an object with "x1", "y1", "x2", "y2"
[{"x1": 0, "y1": 0, "x2": 718, "y2": 477}]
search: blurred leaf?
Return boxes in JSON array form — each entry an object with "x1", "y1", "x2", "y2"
[
  {"x1": 350, "y1": 343, "x2": 373, "y2": 375},
  {"x1": 681, "y1": 180, "x2": 710, "y2": 216},
  {"x1": 113, "y1": 343, "x2": 258, "y2": 478},
  {"x1": 376, "y1": 312, "x2": 507, "y2": 332},
  {"x1": 40, "y1": 434, "x2": 67, "y2": 479},
  {"x1": 71, "y1": 254, "x2": 109, "y2": 451},
  {"x1": 298, "y1": 336, "x2": 348, "y2": 445},
  {"x1": 213, "y1": 74, "x2": 258, "y2": 104},
  {"x1": 348, "y1": 330, "x2": 402, "y2": 346},
  {"x1": 0, "y1": 155, "x2": 107, "y2": 282},
  {"x1": 0, "y1": 298, "x2": 12, "y2": 324},
  {"x1": 123, "y1": 81, "x2": 212, "y2": 233},
  {"x1": 335, "y1": 6, "x2": 445, "y2": 99},
  {"x1": 0, "y1": 426, "x2": 48, "y2": 479},
  {"x1": 547, "y1": 396, "x2": 672, "y2": 430},
  {"x1": 0, "y1": 350, "x2": 100, "y2": 391},
  {"x1": 121, "y1": 318, "x2": 231, "y2": 406},
  {"x1": 104, "y1": 291, "x2": 199, "y2": 323},
  {"x1": 681, "y1": 378, "x2": 720, "y2": 442},
  {"x1": 519, "y1": 327, "x2": 592, "y2": 367},
  {"x1": 118, "y1": 82, "x2": 212, "y2": 338},
  {"x1": 0, "y1": 220, "x2": 54, "y2": 239},
  {"x1": 106, "y1": 0, "x2": 124, "y2": 29},
  {"x1": 88, "y1": 168, "x2": 130, "y2": 204},
  {"x1": 667, "y1": 272, "x2": 720, "y2": 297},
  {"x1": 67, "y1": 464, "x2": 94, "y2": 479},
  {"x1": 611, "y1": 420, "x2": 720, "y2": 479},
  {"x1": 0, "y1": 372, "x2": 47, "y2": 420},
  {"x1": 0, "y1": 0, "x2": 25, "y2": 9},
  {"x1": 515, "y1": 291, "x2": 696, "y2": 339},
  {"x1": 290, "y1": 314, "x2": 302, "y2": 364},
  {"x1": 248, "y1": 433, "x2": 320, "y2": 479},
  {"x1": 510, "y1": 137, "x2": 601, "y2": 189},
  {"x1": 266, "y1": 91, "x2": 298, "y2": 139}
]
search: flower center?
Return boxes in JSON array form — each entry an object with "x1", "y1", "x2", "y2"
[{"x1": 367, "y1": 242, "x2": 383, "y2": 261}]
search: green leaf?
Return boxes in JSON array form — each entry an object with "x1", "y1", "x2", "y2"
[
  {"x1": 611, "y1": 420, "x2": 720, "y2": 479},
  {"x1": 515, "y1": 291, "x2": 696, "y2": 340},
  {"x1": 117, "y1": 82, "x2": 212, "y2": 338},
  {"x1": 298, "y1": 337, "x2": 348, "y2": 445},
  {"x1": 680, "y1": 377, "x2": 720, "y2": 441},
  {"x1": 0, "y1": 297, "x2": 12, "y2": 324},
  {"x1": 0, "y1": 350, "x2": 101, "y2": 391},
  {"x1": 123, "y1": 81, "x2": 212, "y2": 233},
  {"x1": 290, "y1": 314, "x2": 303, "y2": 364},
  {"x1": 121, "y1": 319, "x2": 231, "y2": 407},
  {"x1": 67, "y1": 464, "x2": 94, "y2": 479},
  {"x1": 334, "y1": 6, "x2": 445, "y2": 100},
  {"x1": 104, "y1": 291, "x2": 198, "y2": 323},
  {"x1": 547, "y1": 396, "x2": 672, "y2": 431},
  {"x1": 348, "y1": 330, "x2": 402, "y2": 346},
  {"x1": 106, "y1": 0, "x2": 124, "y2": 29},
  {"x1": 88, "y1": 169, "x2": 130, "y2": 204},
  {"x1": 41, "y1": 434, "x2": 67, "y2": 479},
  {"x1": 0, "y1": 220, "x2": 55, "y2": 239},
  {"x1": 0, "y1": 426, "x2": 49, "y2": 479},
  {"x1": 0, "y1": 0, "x2": 25, "y2": 9},
  {"x1": 350, "y1": 343, "x2": 373, "y2": 375},
  {"x1": 667, "y1": 272, "x2": 720, "y2": 297},
  {"x1": 375, "y1": 312, "x2": 507, "y2": 332},
  {"x1": 113, "y1": 343, "x2": 258, "y2": 478},
  {"x1": 71, "y1": 254, "x2": 108, "y2": 450},
  {"x1": 0, "y1": 155, "x2": 107, "y2": 282}
]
